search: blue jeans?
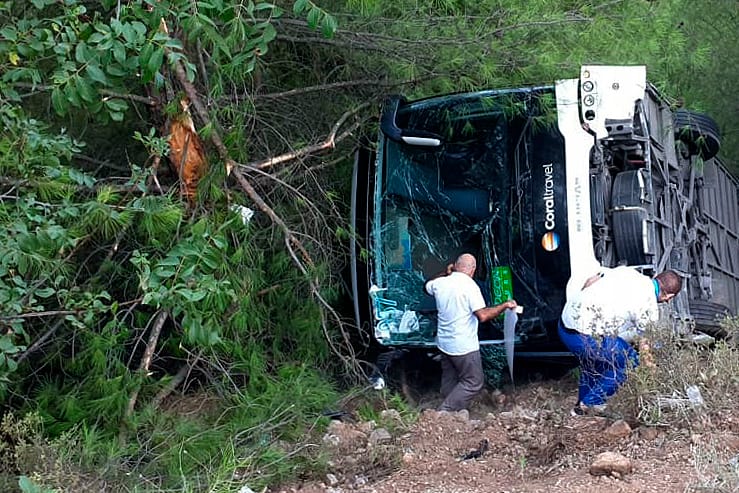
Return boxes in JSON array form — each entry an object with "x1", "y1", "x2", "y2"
[{"x1": 558, "y1": 320, "x2": 639, "y2": 406}]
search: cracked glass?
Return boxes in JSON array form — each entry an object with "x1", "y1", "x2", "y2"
[{"x1": 370, "y1": 89, "x2": 570, "y2": 348}]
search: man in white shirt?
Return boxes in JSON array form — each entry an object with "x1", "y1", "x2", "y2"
[
  {"x1": 558, "y1": 266, "x2": 682, "y2": 415},
  {"x1": 425, "y1": 253, "x2": 517, "y2": 412}
]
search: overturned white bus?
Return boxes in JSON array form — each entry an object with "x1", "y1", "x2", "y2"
[{"x1": 351, "y1": 65, "x2": 739, "y2": 358}]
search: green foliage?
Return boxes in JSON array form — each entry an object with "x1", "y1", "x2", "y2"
[
  {"x1": 663, "y1": 0, "x2": 739, "y2": 170},
  {"x1": 133, "y1": 127, "x2": 171, "y2": 158},
  {"x1": 0, "y1": 105, "x2": 83, "y2": 176},
  {"x1": 294, "y1": 0, "x2": 338, "y2": 38},
  {"x1": 35, "y1": 364, "x2": 338, "y2": 491},
  {"x1": 354, "y1": 390, "x2": 415, "y2": 428},
  {"x1": 0, "y1": 0, "x2": 191, "y2": 119},
  {"x1": 324, "y1": 0, "x2": 736, "y2": 163},
  {"x1": 333, "y1": 0, "x2": 690, "y2": 95}
]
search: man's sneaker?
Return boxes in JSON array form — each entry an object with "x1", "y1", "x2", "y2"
[{"x1": 571, "y1": 402, "x2": 607, "y2": 417}]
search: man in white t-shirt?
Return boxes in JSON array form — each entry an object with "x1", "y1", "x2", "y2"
[
  {"x1": 559, "y1": 266, "x2": 682, "y2": 415},
  {"x1": 425, "y1": 253, "x2": 517, "y2": 412}
]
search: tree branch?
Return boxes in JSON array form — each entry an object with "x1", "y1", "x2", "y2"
[
  {"x1": 0, "y1": 176, "x2": 172, "y2": 196},
  {"x1": 17, "y1": 319, "x2": 64, "y2": 364},
  {"x1": 149, "y1": 353, "x2": 201, "y2": 410},
  {"x1": 0, "y1": 309, "x2": 79, "y2": 320},
  {"x1": 277, "y1": 15, "x2": 592, "y2": 48},
  {"x1": 11, "y1": 83, "x2": 159, "y2": 105},
  {"x1": 276, "y1": 34, "x2": 384, "y2": 51},
  {"x1": 241, "y1": 102, "x2": 369, "y2": 171},
  {"x1": 122, "y1": 309, "x2": 168, "y2": 434},
  {"x1": 250, "y1": 79, "x2": 391, "y2": 101},
  {"x1": 165, "y1": 35, "x2": 361, "y2": 378}
]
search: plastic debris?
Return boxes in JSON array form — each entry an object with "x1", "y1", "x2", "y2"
[
  {"x1": 398, "y1": 310, "x2": 419, "y2": 333},
  {"x1": 503, "y1": 308, "x2": 518, "y2": 384},
  {"x1": 371, "y1": 376, "x2": 386, "y2": 390},
  {"x1": 459, "y1": 438, "x2": 489, "y2": 460},
  {"x1": 230, "y1": 204, "x2": 255, "y2": 225},
  {"x1": 686, "y1": 385, "x2": 704, "y2": 407}
]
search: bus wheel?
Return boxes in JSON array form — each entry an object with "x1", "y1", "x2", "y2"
[
  {"x1": 689, "y1": 300, "x2": 731, "y2": 338},
  {"x1": 674, "y1": 110, "x2": 721, "y2": 160}
]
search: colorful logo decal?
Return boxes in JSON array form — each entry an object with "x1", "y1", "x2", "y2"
[
  {"x1": 541, "y1": 231, "x2": 560, "y2": 252},
  {"x1": 542, "y1": 163, "x2": 556, "y2": 230}
]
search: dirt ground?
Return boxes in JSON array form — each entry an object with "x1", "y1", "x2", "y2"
[{"x1": 275, "y1": 371, "x2": 739, "y2": 493}]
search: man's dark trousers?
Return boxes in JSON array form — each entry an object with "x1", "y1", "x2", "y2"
[{"x1": 439, "y1": 350, "x2": 484, "y2": 411}]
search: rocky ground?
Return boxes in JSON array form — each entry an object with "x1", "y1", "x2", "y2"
[{"x1": 274, "y1": 372, "x2": 739, "y2": 493}]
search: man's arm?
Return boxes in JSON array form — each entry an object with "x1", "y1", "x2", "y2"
[
  {"x1": 474, "y1": 300, "x2": 518, "y2": 323},
  {"x1": 423, "y1": 263, "x2": 454, "y2": 294},
  {"x1": 430, "y1": 263, "x2": 454, "y2": 280}
]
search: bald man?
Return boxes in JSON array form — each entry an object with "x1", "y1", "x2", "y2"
[{"x1": 425, "y1": 253, "x2": 517, "y2": 412}]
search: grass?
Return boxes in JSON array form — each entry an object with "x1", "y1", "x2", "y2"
[
  {"x1": 2, "y1": 362, "x2": 347, "y2": 493},
  {"x1": 687, "y1": 437, "x2": 739, "y2": 493},
  {"x1": 2, "y1": 379, "x2": 417, "y2": 492},
  {"x1": 611, "y1": 315, "x2": 739, "y2": 428}
]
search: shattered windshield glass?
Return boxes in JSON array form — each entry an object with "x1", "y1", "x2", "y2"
[{"x1": 371, "y1": 89, "x2": 569, "y2": 347}]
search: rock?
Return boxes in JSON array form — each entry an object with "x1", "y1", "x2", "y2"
[
  {"x1": 369, "y1": 427, "x2": 393, "y2": 446},
  {"x1": 422, "y1": 408, "x2": 439, "y2": 418},
  {"x1": 455, "y1": 409, "x2": 470, "y2": 421},
  {"x1": 357, "y1": 420, "x2": 376, "y2": 434},
  {"x1": 322, "y1": 434, "x2": 341, "y2": 447},
  {"x1": 605, "y1": 419, "x2": 632, "y2": 440},
  {"x1": 572, "y1": 416, "x2": 609, "y2": 431},
  {"x1": 323, "y1": 421, "x2": 368, "y2": 451},
  {"x1": 352, "y1": 475, "x2": 368, "y2": 488},
  {"x1": 381, "y1": 409, "x2": 402, "y2": 422},
  {"x1": 723, "y1": 433, "x2": 739, "y2": 450},
  {"x1": 589, "y1": 451, "x2": 633, "y2": 477},
  {"x1": 326, "y1": 420, "x2": 346, "y2": 435},
  {"x1": 326, "y1": 473, "x2": 339, "y2": 486},
  {"x1": 238, "y1": 486, "x2": 256, "y2": 493},
  {"x1": 498, "y1": 407, "x2": 537, "y2": 421},
  {"x1": 638, "y1": 427, "x2": 660, "y2": 441},
  {"x1": 517, "y1": 408, "x2": 538, "y2": 421},
  {"x1": 492, "y1": 389, "x2": 507, "y2": 405}
]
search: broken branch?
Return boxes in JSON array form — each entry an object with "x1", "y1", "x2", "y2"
[
  {"x1": 165, "y1": 35, "x2": 361, "y2": 378},
  {"x1": 122, "y1": 310, "x2": 168, "y2": 426},
  {"x1": 12, "y1": 82, "x2": 159, "y2": 105},
  {"x1": 243, "y1": 103, "x2": 369, "y2": 171},
  {"x1": 149, "y1": 353, "x2": 201, "y2": 410}
]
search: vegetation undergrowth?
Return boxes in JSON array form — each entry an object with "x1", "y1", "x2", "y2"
[
  {"x1": 611, "y1": 315, "x2": 739, "y2": 429},
  {"x1": 610, "y1": 314, "x2": 739, "y2": 493}
]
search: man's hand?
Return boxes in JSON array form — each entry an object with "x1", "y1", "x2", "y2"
[
  {"x1": 474, "y1": 299, "x2": 518, "y2": 322},
  {"x1": 500, "y1": 300, "x2": 518, "y2": 311},
  {"x1": 638, "y1": 338, "x2": 656, "y2": 369}
]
